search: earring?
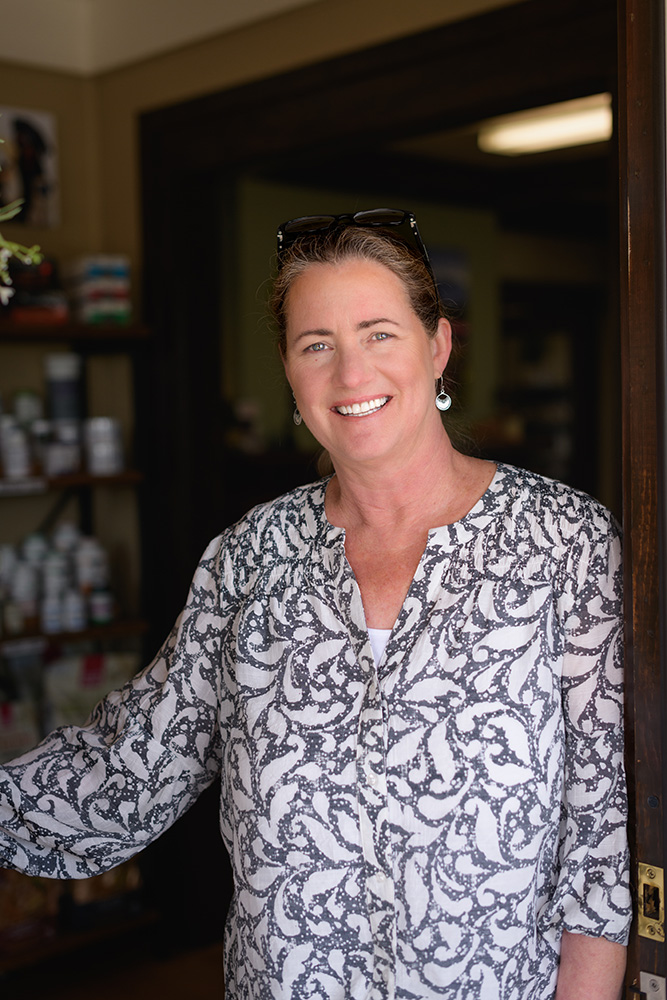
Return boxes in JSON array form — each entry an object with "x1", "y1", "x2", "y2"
[
  {"x1": 292, "y1": 396, "x2": 303, "y2": 426},
  {"x1": 435, "y1": 376, "x2": 452, "y2": 412}
]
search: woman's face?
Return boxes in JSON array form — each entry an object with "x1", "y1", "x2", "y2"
[{"x1": 282, "y1": 258, "x2": 451, "y2": 471}]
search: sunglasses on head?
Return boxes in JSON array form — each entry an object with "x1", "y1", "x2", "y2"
[{"x1": 275, "y1": 208, "x2": 435, "y2": 283}]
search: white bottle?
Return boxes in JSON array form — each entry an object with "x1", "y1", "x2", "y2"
[
  {"x1": 1, "y1": 420, "x2": 31, "y2": 479},
  {"x1": 40, "y1": 593, "x2": 63, "y2": 634},
  {"x1": 62, "y1": 589, "x2": 87, "y2": 631},
  {"x1": 74, "y1": 537, "x2": 109, "y2": 594},
  {"x1": 89, "y1": 588, "x2": 114, "y2": 625}
]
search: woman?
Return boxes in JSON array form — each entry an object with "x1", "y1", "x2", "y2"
[{"x1": 0, "y1": 211, "x2": 631, "y2": 999}]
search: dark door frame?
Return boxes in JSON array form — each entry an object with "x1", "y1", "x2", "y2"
[
  {"x1": 140, "y1": 0, "x2": 664, "y2": 988},
  {"x1": 618, "y1": 0, "x2": 667, "y2": 989}
]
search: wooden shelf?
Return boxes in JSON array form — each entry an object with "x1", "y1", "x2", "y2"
[
  {"x1": 0, "y1": 470, "x2": 143, "y2": 497},
  {"x1": 0, "y1": 619, "x2": 149, "y2": 655},
  {"x1": 0, "y1": 321, "x2": 149, "y2": 343}
]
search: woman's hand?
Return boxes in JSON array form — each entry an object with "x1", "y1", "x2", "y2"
[{"x1": 555, "y1": 929, "x2": 626, "y2": 1000}]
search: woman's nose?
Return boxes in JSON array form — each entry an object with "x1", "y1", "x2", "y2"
[{"x1": 334, "y1": 345, "x2": 372, "y2": 387}]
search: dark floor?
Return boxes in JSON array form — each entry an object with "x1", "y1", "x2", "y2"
[{"x1": 3, "y1": 940, "x2": 225, "y2": 1000}]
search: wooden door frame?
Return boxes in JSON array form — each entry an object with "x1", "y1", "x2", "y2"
[
  {"x1": 139, "y1": 0, "x2": 665, "y2": 989},
  {"x1": 618, "y1": 0, "x2": 667, "y2": 990}
]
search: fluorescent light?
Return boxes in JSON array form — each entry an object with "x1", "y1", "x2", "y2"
[{"x1": 477, "y1": 93, "x2": 613, "y2": 156}]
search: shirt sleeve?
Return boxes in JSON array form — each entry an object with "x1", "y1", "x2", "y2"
[
  {"x1": 543, "y1": 509, "x2": 632, "y2": 945},
  {"x1": 0, "y1": 534, "x2": 228, "y2": 879}
]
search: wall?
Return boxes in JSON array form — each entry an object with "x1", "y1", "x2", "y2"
[{"x1": 0, "y1": 63, "x2": 101, "y2": 258}]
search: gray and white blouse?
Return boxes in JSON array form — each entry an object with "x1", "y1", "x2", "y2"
[{"x1": 0, "y1": 464, "x2": 632, "y2": 999}]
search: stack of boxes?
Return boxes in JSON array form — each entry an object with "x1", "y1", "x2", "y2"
[{"x1": 64, "y1": 255, "x2": 131, "y2": 325}]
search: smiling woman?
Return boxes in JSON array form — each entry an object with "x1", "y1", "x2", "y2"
[{"x1": 0, "y1": 210, "x2": 631, "y2": 1000}]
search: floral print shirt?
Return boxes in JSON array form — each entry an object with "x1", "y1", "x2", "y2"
[{"x1": 0, "y1": 464, "x2": 632, "y2": 999}]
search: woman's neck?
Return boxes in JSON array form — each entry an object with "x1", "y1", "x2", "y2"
[{"x1": 325, "y1": 432, "x2": 486, "y2": 535}]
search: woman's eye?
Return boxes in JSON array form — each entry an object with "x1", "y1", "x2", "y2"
[
  {"x1": 306, "y1": 342, "x2": 327, "y2": 352},
  {"x1": 372, "y1": 331, "x2": 391, "y2": 341}
]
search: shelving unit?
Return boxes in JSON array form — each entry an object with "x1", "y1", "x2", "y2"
[
  {"x1": 0, "y1": 471, "x2": 143, "y2": 496},
  {"x1": 0, "y1": 319, "x2": 153, "y2": 974},
  {"x1": 0, "y1": 619, "x2": 149, "y2": 656},
  {"x1": 0, "y1": 321, "x2": 150, "y2": 343}
]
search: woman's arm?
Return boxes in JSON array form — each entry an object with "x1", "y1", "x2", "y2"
[
  {"x1": 0, "y1": 534, "x2": 227, "y2": 878},
  {"x1": 555, "y1": 930, "x2": 626, "y2": 1000},
  {"x1": 549, "y1": 512, "x2": 632, "y2": 950}
]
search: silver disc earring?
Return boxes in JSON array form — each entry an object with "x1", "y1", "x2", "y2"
[
  {"x1": 435, "y1": 376, "x2": 452, "y2": 412},
  {"x1": 292, "y1": 396, "x2": 303, "y2": 426}
]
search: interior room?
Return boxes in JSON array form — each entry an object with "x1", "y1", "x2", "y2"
[{"x1": 0, "y1": 0, "x2": 641, "y2": 996}]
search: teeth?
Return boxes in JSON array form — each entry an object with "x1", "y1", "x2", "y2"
[{"x1": 335, "y1": 396, "x2": 389, "y2": 416}]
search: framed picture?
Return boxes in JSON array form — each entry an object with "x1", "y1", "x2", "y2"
[{"x1": 0, "y1": 106, "x2": 60, "y2": 228}]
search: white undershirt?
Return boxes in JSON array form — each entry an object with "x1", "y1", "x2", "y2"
[{"x1": 368, "y1": 627, "x2": 392, "y2": 665}]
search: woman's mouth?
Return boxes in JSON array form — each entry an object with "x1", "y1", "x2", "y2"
[{"x1": 334, "y1": 396, "x2": 390, "y2": 416}]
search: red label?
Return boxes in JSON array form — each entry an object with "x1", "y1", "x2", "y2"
[{"x1": 81, "y1": 654, "x2": 105, "y2": 688}]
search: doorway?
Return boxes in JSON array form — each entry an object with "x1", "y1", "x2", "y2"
[{"x1": 138, "y1": 0, "x2": 665, "y2": 988}]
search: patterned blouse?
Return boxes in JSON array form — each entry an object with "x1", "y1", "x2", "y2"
[{"x1": 0, "y1": 463, "x2": 632, "y2": 999}]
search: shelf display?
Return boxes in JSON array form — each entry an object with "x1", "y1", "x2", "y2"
[{"x1": 0, "y1": 318, "x2": 150, "y2": 974}]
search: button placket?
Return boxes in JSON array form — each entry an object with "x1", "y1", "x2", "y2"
[{"x1": 356, "y1": 663, "x2": 396, "y2": 1000}]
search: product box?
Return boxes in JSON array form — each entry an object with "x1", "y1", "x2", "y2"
[{"x1": 63, "y1": 255, "x2": 132, "y2": 325}]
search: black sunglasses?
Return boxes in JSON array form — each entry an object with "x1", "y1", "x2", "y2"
[{"x1": 276, "y1": 208, "x2": 435, "y2": 283}]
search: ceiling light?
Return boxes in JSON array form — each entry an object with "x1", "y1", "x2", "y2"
[{"x1": 477, "y1": 93, "x2": 613, "y2": 156}]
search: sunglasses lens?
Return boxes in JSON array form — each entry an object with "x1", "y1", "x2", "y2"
[
  {"x1": 282, "y1": 215, "x2": 338, "y2": 236},
  {"x1": 352, "y1": 209, "x2": 407, "y2": 226}
]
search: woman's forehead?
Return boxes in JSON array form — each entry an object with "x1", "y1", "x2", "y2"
[{"x1": 285, "y1": 258, "x2": 410, "y2": 310}]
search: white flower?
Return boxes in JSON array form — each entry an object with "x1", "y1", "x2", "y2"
[{"x1": 0, "y1": 284, "x2": 14, "y2": 305}]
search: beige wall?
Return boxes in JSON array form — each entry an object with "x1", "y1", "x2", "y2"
[{"x1": 0, "y1": 63, "x2": 101, "y2": 260}]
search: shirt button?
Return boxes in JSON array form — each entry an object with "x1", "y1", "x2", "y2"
[
  {"x1": 376, "y1": 871, "x2": 386, "y2": 882},
  {"x1": 368, "y1": 773, "x2": 378, "y2": 786}
]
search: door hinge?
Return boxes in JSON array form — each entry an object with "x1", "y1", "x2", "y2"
[{"x1": 638, "y1": 863, "x2": 665, "y2": 942}]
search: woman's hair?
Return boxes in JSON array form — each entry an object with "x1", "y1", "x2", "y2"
[{"x1": 269, "y1": 223, "x2": 451, "y2": 356}]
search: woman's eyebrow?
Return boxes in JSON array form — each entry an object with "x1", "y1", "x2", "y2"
[
  {"x1": 291, "y1": 327, "x2": 332, "y2": 344},
  {"x1": 356, "y1": 317, "x2": 400, "y2": 330}
]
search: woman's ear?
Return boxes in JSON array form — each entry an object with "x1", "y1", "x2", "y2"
[{"x1": 431, "y1": 317, "x2": 453, "y2": 377}]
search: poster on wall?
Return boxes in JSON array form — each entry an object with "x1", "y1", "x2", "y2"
[{"x1": 0, "y1": 106, "x2": 60, "y2": 228}]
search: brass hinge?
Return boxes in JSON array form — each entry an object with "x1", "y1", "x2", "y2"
[{"x1": 638, "y1": 863, "x2": 665, "y2": 942}]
